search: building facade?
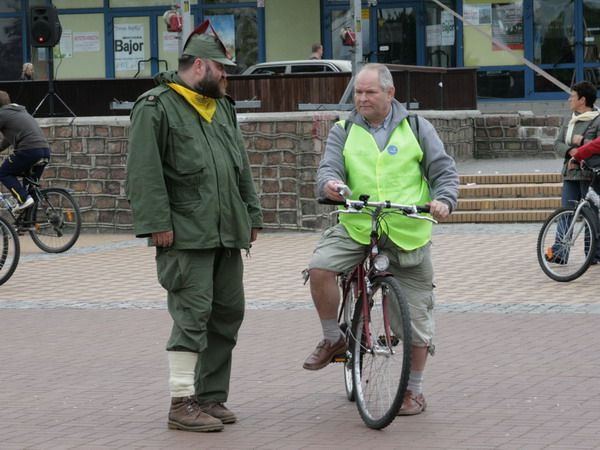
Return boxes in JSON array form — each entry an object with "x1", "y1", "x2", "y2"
[{"x1": 1, "y1": 0, "x2": 598, "y2": 103}]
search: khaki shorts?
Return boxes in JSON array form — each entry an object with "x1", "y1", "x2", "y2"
[{"x1": 308, "y1": 224, "x2": 436, "y2": 350}]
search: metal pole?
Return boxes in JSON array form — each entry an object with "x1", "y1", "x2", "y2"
[
  {"x1": 177, "y1": 0, "x2": 193, "y2": 54},
  {"x1": 339, "y1": 0, "x2": 363, "y2": 105}
]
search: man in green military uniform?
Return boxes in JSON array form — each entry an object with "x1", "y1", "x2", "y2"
[{"x1": 125, "y1": 21, "x2": 263, "y2": 432}]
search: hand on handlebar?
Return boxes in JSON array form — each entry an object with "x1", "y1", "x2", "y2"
[
  {"x1": 324, "y1": 180, "x2": 351, "y2": 201},
  {"x1": 426, "y1": 200, "x2": 450, "y2": 220},
  {"x1": 568, "y1": 157, "x2": 581, "y2": 171}
]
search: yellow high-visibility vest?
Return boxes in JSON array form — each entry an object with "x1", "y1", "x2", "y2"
[{"x1": 338, "y1": 119, "x2": 432, "y2": 250}]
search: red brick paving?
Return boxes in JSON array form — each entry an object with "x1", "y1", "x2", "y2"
[{"x1": 1, "y1": 231, "x2": 600, "y2": 449}]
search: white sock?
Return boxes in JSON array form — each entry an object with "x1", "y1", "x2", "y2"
[
  {"x1": 321, "y1": 318, "x2": 342, "y2": 343},
  {"x1": 407, "y1": 369, "x2": 424, "y2": 395},
  {"x1": 168, "y1": 351, "x2": 198, "y2": 398}
]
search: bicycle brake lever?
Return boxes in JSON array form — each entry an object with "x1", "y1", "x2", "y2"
[{"x1": 405, "y1": 213, "x2": 438, "y2": 224}]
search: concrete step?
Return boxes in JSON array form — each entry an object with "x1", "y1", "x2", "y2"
[
  {"x1": 451, "y1": 170, "x2": 561, "y2": 223},
  {"x1": 459, "y1": 183, "x2": 562, "y2": 199},
  {"x1": 442, "y1": 209, "x2": 555, "y2": 223},
  {"x1": 457, "y1": 197, "x2": 560, "y2": 211},
  {"x1": 459, "y1": 173, "x2": 562, "y2": 184}
]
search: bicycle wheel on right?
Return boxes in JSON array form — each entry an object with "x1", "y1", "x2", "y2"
[
  {"x1": 537, "y1": 206, "x2": 598, "y2": 282},
  {"x1": 0, "y1": 215, "x2": 20, "y2": 285},
  {"x1": 27, "y1": 188, "x2": 82, "y2": 253},
  {"x1": 350, "y1": 275, "x2": 412, "y2": 430}
]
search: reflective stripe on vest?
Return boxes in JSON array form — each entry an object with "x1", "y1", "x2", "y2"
[{"x1": 338, "y1": 119, "x2": 432, "y2": 250}]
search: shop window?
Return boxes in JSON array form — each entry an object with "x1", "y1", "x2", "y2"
[
  {"x1": 533, "y1": 0, "x2": 575, "y2": 65},
  {"x1": 534, "y1": 68, "x2": 574, "y2": 93},
  {"x1": 203, "y1": 7, "x2": 258, "y2": 74},
  {"x1": 0, "y1": 17, "x2": 23, "y2": 81},
  {"x1": 477, "y1": 69, "x2": 524, "y2": 99},
  {"x1": 0, "y1": 1, "x2": 20, "y2": 13}
]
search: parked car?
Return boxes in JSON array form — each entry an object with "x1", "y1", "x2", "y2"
[{"x1": 241, "y1": 59, "x2": 352, "y2": 75}]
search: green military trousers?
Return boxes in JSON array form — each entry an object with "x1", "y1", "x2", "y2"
[{"x1": 156, "y1": 246, "x2": 245, "y2": 404}]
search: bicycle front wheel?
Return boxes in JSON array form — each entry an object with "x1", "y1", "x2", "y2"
[
  {"x1": 0, "y1": 216, "x2": 20, "y2": 285},
  {"x1": 537, "y1": 207, "x2": 597, "y2": 282},
  {"x1": 351, "y1": 275, "x2": 411, "y2": 430},
  {"x1": 28, "y1": 188, "x2": 82, "y2": 253}
]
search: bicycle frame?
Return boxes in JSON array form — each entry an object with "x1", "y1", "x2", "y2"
[{"x1": 331, "y1": 196, "x2": 435, "y2": 352}]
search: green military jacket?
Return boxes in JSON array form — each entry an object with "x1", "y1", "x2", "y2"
[{"x1": 125, "y1": 71, "x2": 263, "y2": 250}]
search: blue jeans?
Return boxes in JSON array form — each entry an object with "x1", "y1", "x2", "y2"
[{"x1": 0, "y1": 148, "x2": 50, "y2": 203}]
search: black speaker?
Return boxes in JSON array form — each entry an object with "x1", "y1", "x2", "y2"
[{"x1": 30, "y1": 5, "x2": 62, "y2": 48}]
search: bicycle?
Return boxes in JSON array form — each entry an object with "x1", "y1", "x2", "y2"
[
  {"x1": 318, "y1": 192, "x2": 436, "y2": 430},
  {"x1": 0, "y1": 214, "x2": 20, "y2": 285},
  {"x1": 537, "y1": 164, "x2": 600, "y2": 282},
  {"x1": 0, "y1": 171, "x2": 82, "y2": 253}
]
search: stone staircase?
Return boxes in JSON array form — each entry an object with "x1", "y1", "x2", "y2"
[{"x1": 441, "y1": 172, "x2": 562, "y2": 223}]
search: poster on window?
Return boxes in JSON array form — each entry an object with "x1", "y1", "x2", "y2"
[
  {"x1": 205, "y1": 15, "x2": 236, "y2": 61},
  {"x1": 463, "y1": 4, "x2": 492, "y2": 26},
  {"x1": 114, "y1": 23, "x2": 145, "y2": 71},
  {"x1": 492, "y1": 2, "x2": 523, "y2": 50}
]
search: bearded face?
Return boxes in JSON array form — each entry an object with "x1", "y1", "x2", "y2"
[{"x1": 195, "y1": 61, "x2": 227, "y2": 99}]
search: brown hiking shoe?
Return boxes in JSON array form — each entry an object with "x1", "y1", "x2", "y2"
[
  {"x1": 199, "y1": 402, "x2": 237, "y2": 424},
  {"x1": 168, "y1": 396, "x2": 224, "y2": 432}
]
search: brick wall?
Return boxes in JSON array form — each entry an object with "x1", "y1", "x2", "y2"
[
  {"x1": 25, "y1": 111, "x2": 561, "y2": 233},
  {"x1": 474, "y1": 113, "x2": 563, "y2": 158}
]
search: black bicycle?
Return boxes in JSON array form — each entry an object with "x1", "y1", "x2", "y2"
[
  {"x1": 0, "y1": 215, "x2": 20, "y2": 285},
  {"x1": 0, "y1": 173, "x2": 82, "y2": 253}
]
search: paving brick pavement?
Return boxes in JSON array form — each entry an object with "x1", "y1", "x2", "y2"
[{"x1": 2, "y1": 225, "x2": 600, "y2": 449}]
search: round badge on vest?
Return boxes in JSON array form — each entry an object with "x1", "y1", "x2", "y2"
[{"x1": 387, "y1": 145, "x2": 398, "y2": 155}]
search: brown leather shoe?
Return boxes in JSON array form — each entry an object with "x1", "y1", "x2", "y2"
[
  {"x1": 397, "y1": 390, "x2": 427, "y2": 416},
  {"x1": 199, "y1": 401, "x2": 236, "y2": 424},
  {"x1": 168, "y1": 396, "x2": 224, "y2": 432},
  {"x1": 303, "y1": 337, "x2": 347, "y2": 370}
]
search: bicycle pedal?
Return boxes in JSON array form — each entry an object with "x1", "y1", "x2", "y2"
[{"x1": 331, "y1": 353, "x2": 348, "y2": 363}]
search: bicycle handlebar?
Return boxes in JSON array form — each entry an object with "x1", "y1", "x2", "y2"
[{"x1": 317, "y1": 197, "x2": 431, "y2": 214}]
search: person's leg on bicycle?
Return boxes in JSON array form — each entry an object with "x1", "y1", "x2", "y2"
[
  {"x1": 550, "y1": 179, "x2": 583, "y2": 262},
  {"x1": 0, "y1": 148, "x2": 48, "y2": 212},
  {"x1": 303, "y1": 223, "x2": 368, "y2": 370},
  {"x1": 23, "y1": 154, "x2": 50, "y2": 197},
  {"x1": 383, "y1": 241, "x2": 435, "y2": 416}
]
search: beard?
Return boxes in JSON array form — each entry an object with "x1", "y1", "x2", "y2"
[{"x1": 195, "y1": 64, "x2": 227, "y2": 99}]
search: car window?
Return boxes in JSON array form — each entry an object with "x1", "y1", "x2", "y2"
[
  {"x1": 252, "y1": 65, "x2": 286, "y2": 74},
  {"x1": 290, "y1": 64, "x2": 331, "y2": 73}
]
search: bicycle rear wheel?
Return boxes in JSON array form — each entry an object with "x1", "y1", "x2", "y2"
[
  {"x1": 28, "y1": 188, "x2": 82, "y2": 253},
  {"x1": 351, "y1": 275, "x2": 411, "y2": 429},
  {"x1": 537, "y1": 207, "x2": 597, "y2": 282},
  {"x1": 0, "y1": 216, "x2": 20, "y2": 285}
]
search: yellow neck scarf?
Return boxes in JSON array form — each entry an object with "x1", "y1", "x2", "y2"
[{"x1": 167, "y1": 83, "x2": 216, "y2": 122}]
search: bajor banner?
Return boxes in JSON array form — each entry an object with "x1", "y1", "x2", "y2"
[{"x1": 114, "y1": 23, "x2": 145, "y2": 71}]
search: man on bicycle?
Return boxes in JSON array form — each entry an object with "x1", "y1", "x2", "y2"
[
  {"x1": 303, "y1": 64, "x2": 459, "y2": 415},
  {"x1": 0, "y1": 91, "x2": 50, "y2": 213}
]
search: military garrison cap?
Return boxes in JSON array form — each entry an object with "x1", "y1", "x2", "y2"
[{"x1": 183, "y1": 19, "x2": 236, "y2": 67}]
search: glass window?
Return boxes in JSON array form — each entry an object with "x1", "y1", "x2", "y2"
[
  {"x1": 426, "y1": 1, "x2": 456, "y2": 67},
  {"x1": 0, "y1": 1, "x2": 20, "y2": 13},
  {"x1": 534, "y1": 68, "x2": 574, "y2": 92},
  {"x1": 251, "y1": 65, "x2": 286, "y2": 74},
  {"x1": 290, "y1": 64, "x2": 332, "y2": 73},
  {"x1": 50, "y1": 14, "x2": 105, "y2": 80},
  {"x1": 0, "y1": 17, "x2": 22, "y2": 81},
  {"x1": 583, "y1": 1, "x2": 600, "y2": 64},
  {"x1": 110, "y1": 0, "x2": 197, "y2": 6},
  {"x1": 463, "y1": 0, "x2": 524, "y2": 67},
  {"x1": 53, "y1": 0, "x2": 103, "y2": 8},
  {"x1": 113, "y1": 16, "x2": 151, "y2": 78},
  {"x1": 330, "y1": 9, "x2": 361, "y2": 61},
  {"x1": 376, "y1": 7, "x2": 416, "y2": 65},
  {"x1": 203, "y1": 7, "x2": 258, "y2": 74},
  {"x1": 157, "y1": 16, "x2": 180, "y2": 75},
  {"x1": 477, "y1": 69, "x2": 524, "y2": 98},
  {"x1": 533, "y1": 0, "x2": 575, "y2": 65}
]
